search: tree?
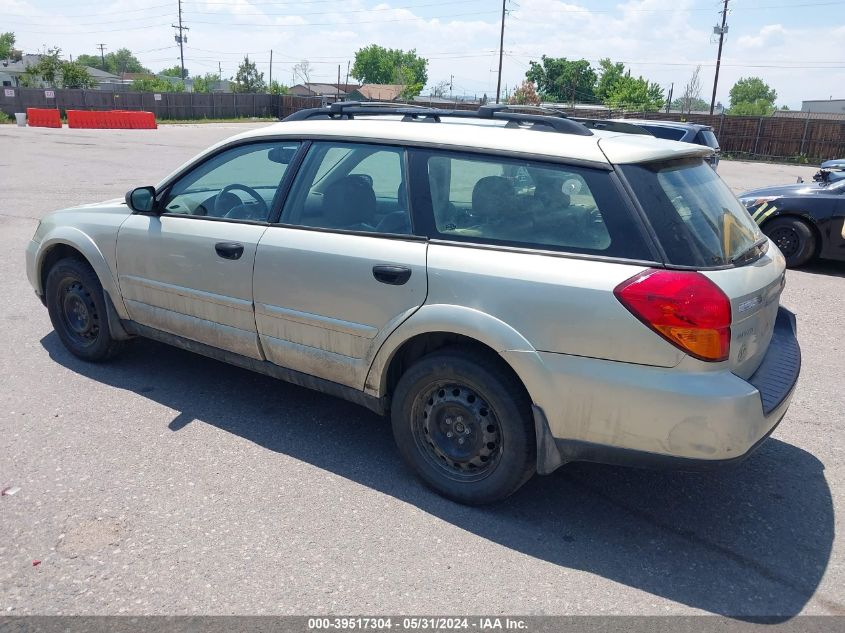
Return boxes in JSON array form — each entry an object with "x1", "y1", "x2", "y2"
[
  {"x1": 0, "y1": 32, "x2": 21, "y2": 61},
  {"x1": 23, "y1": 48, "x2": 63, "y2": 87},
  {"x1": 395, "y1": 65, "x2": 423, "y2": 99},
  {"x1": 292, "y1": 60, "x2": 312, "y2": 86},
  {"x1": 351, "y1": 45, "x2": 428, "y2": 88},
  {"x1": 431, "y1": 79, "x2": 450, "y2": 98},
  {"x1": 192, "y1": 72, "x2": 221, "y2": 93},
  {"x1": 595, "y1": 58, "x2": 626, "y2": 101},
  {"x1": 77, "y1": 48, "x2": 148, "y2": 75},
  {"x1": 233, "y1": 56, "x2": 265, "y2": 93},
  {"x1": 678, "y1": 65, "x2": 702, "y2": 114},
  {"x1": 595, "y1": 59, "x2": 663, "y2": 111},
  {"x1": 268, "y1": 80, "x2": 288, "y2": 95},
  {"x1": 508, "y1": 80, "x2": 541, "y2": 106},
  {"x1": 131, "y1": 76, "x2": 183, "y2": 92},
  {"x1": 671, "y1": 96, "x2": 709, "y2": 112},
  {"x1": 525, "y1": 56, "x2": 596, "y2": 103},
  {"x1": 729, "y1": 77, "x2": 777, "y2": 115},
  {"x1": 61, "y1": 61, "x2": 95, "y2": 89},
  {"x1": 160, "y1": 65, "x2": 188, "y2": 79}
]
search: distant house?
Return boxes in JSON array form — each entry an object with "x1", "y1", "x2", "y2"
[
  {"x1": 801, "y1": 99, "x2": 845, "y2": 115},
  {"x1": 0, "y1": 54, "x2": 121, "y2": 89},
  {"x1": 289, "y1": 83, "x2": 360, "y2": 100},
  {"x1": 348, "y1": 84, "x2": 405, "y2": 102}
]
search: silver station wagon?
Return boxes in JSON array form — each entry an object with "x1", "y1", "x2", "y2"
[{"x1": 26, "y1": 103, "x2": 801, "y2": 504}]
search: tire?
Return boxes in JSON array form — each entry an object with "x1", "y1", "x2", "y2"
[
  {"x1": 764, "y1": 217, "x2": 817, "y2": 268},
  {"x1": 45, "y1": 257, "x2": 125, "y2": 362},
  {"x1": 391, "y1": 349, "x2": 536, "y2": 505}
]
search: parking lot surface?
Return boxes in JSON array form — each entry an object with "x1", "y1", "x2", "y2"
[{"x1": 0, "y1": 123, "x2": 842, "y2": 617}]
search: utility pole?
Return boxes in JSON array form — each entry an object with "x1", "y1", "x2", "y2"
[
  {"x1": 345, "y1": 60, "x2": 350, "y2": 89},
  {"x1": 172, "y1": 0, "x2": 189, "y2": 80},
  {"x1": 449, "y1": 74, "x2": 454, "y2": 100},
  {"x1": 710, "y1": 0, "x2": 729, "y2": 115},
  {"x1": 666, "y1": 82, "x2": 673, "y2": 114},
  {"x1": 269, "y1": 49, "x2": 273, "y2": 88},
  {"x1": 96, "y1": 43, "x2": 107, "y2": 71},
  {"x1": 218, "y1": 61, "x2": 222, "y2": 77},
  {"x1": 495, "y1": 0, "x2": 506, "y2": 104},
  {"x1": 337, "y1": 64, "x2": 341, "y2": 101}
]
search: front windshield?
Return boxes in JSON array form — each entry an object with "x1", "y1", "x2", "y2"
[{"x1": 623, "y1": 158, "x2": 765, "y2": 267}]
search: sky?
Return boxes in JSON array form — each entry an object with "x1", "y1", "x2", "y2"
[{"x1": 3, "y1": 0, "x2": 844, "y2": 108}]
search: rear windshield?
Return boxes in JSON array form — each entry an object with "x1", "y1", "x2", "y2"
[
  {"x1": 696, "y1": 129, "x2": 720, "y2": 149},
  {"x1": 622, "y1": 158, "x2": 764, "y2": 267},
  {"x1": 639, "y1": 125, "x2": 686, "y2": 141}
]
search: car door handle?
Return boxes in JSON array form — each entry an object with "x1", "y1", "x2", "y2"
[
  {"x1": 215, "y1": 242, "x2": 244, "y2": 260},
  {"x1": 372, "y1": 265, "x2": 412, "y2": 285}
]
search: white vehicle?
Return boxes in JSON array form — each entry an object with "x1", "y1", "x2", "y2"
[{"x1": 26, "y1": 103, "x2": 800, "y2": 504}]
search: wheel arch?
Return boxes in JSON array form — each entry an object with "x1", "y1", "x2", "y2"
[
  {"x1": 36, "y1": 228, "x2": 127, "y2": 319},
  {"x1": 365, "y1": 305, "x2": 545, "y2": 404}
]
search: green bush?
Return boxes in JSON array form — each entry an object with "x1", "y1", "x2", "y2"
[{"x1": 0, "y1": 111, "x2": 12, "y2": 124}]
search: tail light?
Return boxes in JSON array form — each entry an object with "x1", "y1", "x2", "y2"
[{"x1": 614, "y1": 269, "x2": 731, "y2": 362}]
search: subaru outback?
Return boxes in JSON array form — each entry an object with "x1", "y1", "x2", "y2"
[{"x1": 26, "y1": 103, "x2": 801, "y2": 504}]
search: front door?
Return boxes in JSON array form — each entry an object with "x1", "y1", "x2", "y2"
[
  {"x1": 116, "y1": 140, "x2": 301, "y2": 359},
  {"x1": 253, "y1": 141, "x2": 427, "y2": 388}
]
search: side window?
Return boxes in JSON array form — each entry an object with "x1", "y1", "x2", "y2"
[
  {"x1": 162, "y1": 141, "x2": 300, "y2": 221},
  {"x1": 281, "y1": 142, "x2": 411, "y2": 235},
  {"x1": 416, "y1": 150, "x2": 652, "y2": 259}
]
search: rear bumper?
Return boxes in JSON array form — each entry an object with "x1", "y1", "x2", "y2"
[{"x1": 522, "y1": 307, "x2": 801, "y2": 474}]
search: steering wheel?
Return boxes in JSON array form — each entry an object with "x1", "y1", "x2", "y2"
[{"x1": 213, "y1": 183, "x2": 268, "y2": 219}]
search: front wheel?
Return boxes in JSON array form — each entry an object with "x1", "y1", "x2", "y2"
[
  {"x1": 764, "y1": 217, "x2": 817, "y2": 267},
  {"x1": 45, "y1": 257, "x2": 126, "y2": 362},
  {"x1": 391, "y1": 350, "x2": 536, "y2": 505}
]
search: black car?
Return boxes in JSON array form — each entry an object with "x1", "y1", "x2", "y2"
[
  {"x1": 573, "y1": 118, "x2": 721, "y2": 170},
  {"x1": 739, "y1": 164, "x2": 845, "y2": 267}
]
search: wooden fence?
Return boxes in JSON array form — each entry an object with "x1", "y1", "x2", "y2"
[
  {"x1": 0, "y1": 88, "x2": 323, "y2": 121},
  {"x1": 2, "y1": 87, "x2": 844, "y2": 162}
]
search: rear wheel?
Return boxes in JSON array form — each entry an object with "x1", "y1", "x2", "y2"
[
  {"x1": 45, "y1": 257, "x2": 125, "y2": 361},
  {"x1": 391, "y1": 349, "x2": 535, "y2": 505},
  {"x1": 764, "y1": 217, "x2": 816, "y2": 267}
]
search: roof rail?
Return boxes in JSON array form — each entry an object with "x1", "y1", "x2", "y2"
[{"x1": 283, "y1": 102, "x2": 593, "y2": 136}]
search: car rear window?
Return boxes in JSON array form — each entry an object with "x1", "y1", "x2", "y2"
[
  {"x1": 696, "y1": 129, "x2": 720, "y2": 149},
  {"x1": 622, "y1": 158, "x2": 765, "y2": 267},
  {"x1": 409, "y1": 149, "x2": 653, "y2": 260},
  {"x1": 639, "y1": 126, "x2": 686, "y2": 141}
]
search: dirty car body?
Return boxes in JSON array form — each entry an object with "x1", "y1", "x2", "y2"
[{"x1": 26, "y1": 104, "x2": 801, "y2": 504}]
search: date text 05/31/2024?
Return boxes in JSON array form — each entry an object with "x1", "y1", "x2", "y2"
[{"x1": 307, "y1": 617, "x2": 528, "y2": 630}]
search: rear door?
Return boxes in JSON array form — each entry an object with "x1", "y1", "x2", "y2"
[{"x1": 253, "y1": 141, "x2": 427, "y2": 389}]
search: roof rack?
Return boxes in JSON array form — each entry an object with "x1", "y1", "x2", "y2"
[
  {"x1": 571, "y1": 117, "x2": 654, "y2": 136},
  {"x1": 283, "y1": 101, "x2": 593, "y2": 136}
]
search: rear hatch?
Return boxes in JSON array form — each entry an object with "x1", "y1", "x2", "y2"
[{"x1": 621, "y1": 157, "x2": 784, "y2": 377}]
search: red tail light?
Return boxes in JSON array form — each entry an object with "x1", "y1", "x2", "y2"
[{"x1": 614, "y1": 269, "x2": 731, "y2": 362}]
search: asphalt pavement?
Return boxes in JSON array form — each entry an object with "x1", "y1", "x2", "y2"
[{"x1": 0, "y1": 123, "x2": 842, "y2": 617}]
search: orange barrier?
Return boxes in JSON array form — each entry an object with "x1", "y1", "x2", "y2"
[
  {"x1": 26, "y1": 108, "x2": 61, "y2": 128},
  {"x1": 66, "y1": 110, "x2": 157, "y2": 129}
]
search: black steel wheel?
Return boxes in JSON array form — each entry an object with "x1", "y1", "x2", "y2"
[
  {"x1": 764, "y1": 217, "x2": 816, "y2": 267},
  {"x1": 415, "y1": 382, "x2": 503, "y2": 482},
  {"x1": 45, "y1": 257, "x2": 125, "y2": 361},
  {"x1": 392, "y1": 349, "x2": 535, "y2": 505}
]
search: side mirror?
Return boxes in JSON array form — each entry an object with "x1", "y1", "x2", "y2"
[{"x1": 125, "y1": 186, "x2": 156, "y2": 213}]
